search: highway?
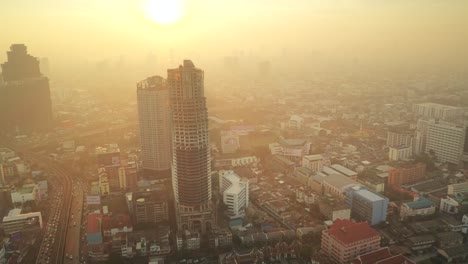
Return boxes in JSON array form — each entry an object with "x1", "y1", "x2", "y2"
[
  {"x1": 63, "y1": 177, "x2": 86, "y2": 264},
  {"x1": 28, "y1": 153, "x2": 73, "y2": 264}
]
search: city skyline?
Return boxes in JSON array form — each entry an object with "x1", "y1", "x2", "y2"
[{"x1": 1, "y1": 1, "x2": 468, "y2": 263}]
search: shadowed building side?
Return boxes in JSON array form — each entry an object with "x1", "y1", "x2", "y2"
[
  {"x1": 168, "y1": 60, "x2": 215, "y2": 234},
  {"x1": 137, "y1": 76, "x2": 172, "y2": 180}
]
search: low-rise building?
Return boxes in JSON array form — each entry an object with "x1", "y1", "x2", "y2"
[
  {"x1": 10, "y1": 184, "x2": 40, "y2": 204},
  {"x1": 185, "y1": 231, "x2": 201, "y2": 250},
  {"x1": 318, "y1": 197, "x2": 351, "y2": 221},
  {"x1": 330, "y1": 164, "x2": 358, "y2": 179},
  {"x1": 352, "y1": 247, "x2": 415, "y2": 264},
  {"x1": 295, "y1": 187, "x2": 319, "y2": 205},
  {"x1": 293, "y1": 167, "x2": 314, "y2": 185},
  {"x1": 209, "y1": 229, "x2": 233, "y2": 248},
  {"x1": 269, "y1": 139, "x2": 311, "y2": 164},
  {"x1": 1, "y1": 209, "x2": 42, "y2": 235},
  {"x1": 435, "y1": 231, "x2": 464, "y2": 248},
  {"x1": 406, "y1": 235, "x2": 436, "y2": 252},
  {"x1": 302, "y1": 154, "x2": 326, "y2": 172},
  {"x1": 321, "y1": 219, "x2": 381, "y2": 264},
  {"x1": 322, "y1": 174, "x2": 361, "y2": 199},
  {"x1": 448, "y1": 182, "x2": 468, "y2": 196},
  {"x1": 400, "y1": 197, "x2": 436, "y2": 220}
]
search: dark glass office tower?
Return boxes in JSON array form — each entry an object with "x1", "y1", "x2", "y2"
[{"x1": 0, "y1": 44, "x2": 53, "y2": 134}]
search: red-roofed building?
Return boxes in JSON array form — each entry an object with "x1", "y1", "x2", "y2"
[
  {"x1": 321, "y1": 219, "x2": 381, "y2": 263},
  {"x1": 86, "y1": 213, "x2": 110, "y2": 262},
  {"x1": 353, "y1": 247, "x2": 415, "y2": 264}
]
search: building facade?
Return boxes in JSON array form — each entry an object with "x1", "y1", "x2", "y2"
[
  {"x1": 426, "y1": 120, "x2": 466, "y2": 165},
  {"x1": 169, "y1": 60, "x2": 214, "y2": 234},
  {"x1": 448, "y1": 182, "x2": 468, "y2": 196},
  {"x1": 346, "y1": 186, "x2": 389, "y2": 226},
  {"x1": 219, "y1": 171, "x2": 249, "y2": 219},
  {"x1": 137, "y1": 76, "x2": 172, "y2": 178},
  {"x1": 302, "y1": 154, "x2": 325, "y2": 172},
  {"x1": 132, "y1": 189, "x2": 169, "y2": 225},
  {"x1": 400, "y1": 198, "x2": 435, "y2": 220},
  {"x1": 388, "y1": 145, "x2": 413, "y2": 161},
  {"x1": 0, "y1": 44, "x2": 53, "y2": 134},
  {"x1": 321, "y1": 219, "x2": 381, "y2": 264},
  {"x1": 388, "y1": 163, "x2": 426, "y2": 186},
  {"x1": 413, "y1": 103, "x2": 462, "y2": 121},
  {"x1": 386, "y1": 130, "x2": 415, "y2": 148}
]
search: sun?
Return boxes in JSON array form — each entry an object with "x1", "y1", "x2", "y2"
[{"x1": 143, "y1": 0, "x2": 186, "y2": 26}]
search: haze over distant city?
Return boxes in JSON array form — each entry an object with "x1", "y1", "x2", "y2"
[
  {"x1": 1, "y1": 1, "x2": 468, "y2": 264},
  {"x1": 1, "y1": 0, "x2": 467, "y2": 74}
]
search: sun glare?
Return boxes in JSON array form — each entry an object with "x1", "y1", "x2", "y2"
[{"x1": 144, "y1": 0, "x2": 185, "y2": 25}]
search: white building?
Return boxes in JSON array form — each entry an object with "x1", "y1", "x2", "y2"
[
  {"x1": 269, "y1": 139, "x2": 311, "y2": 164},
  {"x1": 413, "y1": 103, "x2": 462, "y2": 121},
  {"x1": 389, "y1": 145, "x2": 413, "y2": 161},
  {"x1": 11, "y1": 184, "x2": 40, "y2": 204},
  {"x1": 448, "y1": 182, "x2": 468, "y2": 195},
  {"x1": 219, "y1": 171, "x2": 249, "y2": 219},
  {"x1": 400, "y1": 198, "x2": 435, "y2": 220},
  {"x1": 426, "y1": 120, "x2": 466, "y2": 165},
  {"x1": 137, "y1": 76, "x2": 172, "y2": 174},
  {"x1": 289, "y1": 115, "x2": 304, "y2": 129},
  {"x1": 440, "y1": 196, "x2": 459, "y2": 214},
  {"x1": 215, "y1": 155, "x2": 259, "y2": 169},
  {"x1": 386, "y1": 130, "x2": 415, "y2": 148},
  {"x1": 2, "y1": 209, "x2": 42, "y2": 235},
  {"x1": 302, "y1": 154, "x2": 325, "y2": 172}
]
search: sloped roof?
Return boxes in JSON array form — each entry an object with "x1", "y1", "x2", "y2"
[{"x1": 326, "y1": 219, "x2": 380, "y2": 245}]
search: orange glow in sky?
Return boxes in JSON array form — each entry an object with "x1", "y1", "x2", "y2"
[{"x1": 143, "y1": 0, "x2": 186, "y2": 25}]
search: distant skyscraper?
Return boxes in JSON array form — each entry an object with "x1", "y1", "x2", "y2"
[
  {"x1": 426, "y1": 120, "x2": 466, "y2": 165},
  {"x1": 137, "y1": 76, "x2": 172, "y2": 179},
  {"x1": 168, "y1": 60, "x2": 214, "y2": 233},
  {"x1": 0, "y1": 44, "x2": 53, "y2": 134}
]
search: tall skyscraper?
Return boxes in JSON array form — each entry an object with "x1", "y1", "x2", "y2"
[
  {"x1": 137, "y1": 76, "x2": 172, "y2": 179},
  {"x1": 168, "y1": 60, "x2": 214, "y2": 233},
  {"x1": 0, "y1": 44, "x2": 53, "y2": 134}
]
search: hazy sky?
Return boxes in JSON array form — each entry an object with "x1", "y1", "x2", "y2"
[{"x1": 1, "y1": 0, "x2": 468, "y2": 70}]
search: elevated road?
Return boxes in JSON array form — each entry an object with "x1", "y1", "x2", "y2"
[{"x1": 29, "y1": 153, "x2": 72, "y2": 264}]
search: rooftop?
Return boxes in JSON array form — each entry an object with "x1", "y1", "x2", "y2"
[
  {"x1": 8, "y1": 208, "x2": 22, "y2": 217},
  {"x1": 353, "y1": 247, "x2": 392, "y2": 264},
  {"x1": 327, "y1": 219, "x2": 380, "y2": 245},
  {"x1": 303, "y1": 154, "x2": 323, "y2": 161},
  {"x1": 87, "y1": 213, "x2": 102, "y2": 234},
  {"x1": 416, "y1": 102, "x2": 460, "y2": 109},
  {"x1": 322, "y1": 166, "x2": 343, "y2": 176},
  {"x1": 331, "y1": 164, "x2": 357, "y2": 176},
  {"x1": 95, "y1": 144, "x2": 120, "y2": 154},
  {"x1": 354, "y1": 188, "x2": 387, "y2": 202},
  {"x1": 323, "y1": 174, "x2": 360, "y2": 190},
  {"x1": 279, "y1": 139, "x2": 307, "y2": 147},
  {"x1": 404, "y1": 198, "x2": 433, "y2": 209}
]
